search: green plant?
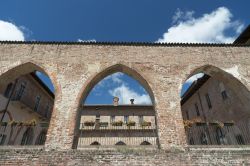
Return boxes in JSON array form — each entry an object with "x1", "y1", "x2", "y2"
[
  {"x1": 112, "y1": 121, "x2": 123, "y2": 126},
  {"x1": 29, "y1": 119, "x2": 37, "y2": 126},
  {"x1": 17, "y1": 122, "x2": 24, "y2": 126},
  {"x1": 9, "y1": 120, "x2": 17, "y2": 126},
  {"x1": 84, "y1": 121, "x2": 95, "y2": 126},
  {"x1": 0, "y1": 122, "x2": 8, "y2": 126},
  {"x1": 141, "y1": 121, "x2": 151, "y2": 127},
  {"x1": 99, "y1": 122, "x2": 108, "y2": 127},
  {"x1": 126, "y1": 121, "x2": 136, "y2": 127},
  {"x1": 183, "y1": 117, "x2": 202, "y2": 128}
]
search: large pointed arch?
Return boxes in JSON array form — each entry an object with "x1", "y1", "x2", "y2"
[
  {"x1": 181, "y1": 64, "x2": 250, "y2": 113},
  {"x1": 180, "y1": 64, "x2": 250, "y2": 145},
  {"x1": 73, "y1": 64, "x2": 158, "y2": 149},
  {"x1": 0, "y1": 61, "x2": 57, "y2": 146}
]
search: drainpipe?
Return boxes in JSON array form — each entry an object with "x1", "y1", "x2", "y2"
[{"x1": 0, "y1": 79, "x2": 18, "y2": 123}]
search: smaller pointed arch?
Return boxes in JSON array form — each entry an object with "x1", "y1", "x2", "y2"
[
  {"x1": 140, "y1": 141, "x2": 151, "y2": 145},
  {"x1": 115, "y1": 141, "x2": 126, "y2": 145},
  {"x1": 90, "y1": 141, "x2": 100, "y2": 145}
]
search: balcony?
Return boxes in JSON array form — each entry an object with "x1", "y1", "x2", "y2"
[{"x1": 80, "y1": 121, "x2": 155, "y2": 131}]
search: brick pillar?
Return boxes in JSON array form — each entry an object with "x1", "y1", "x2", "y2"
[
  {"x1": 153, "y1": 75, "x2": 187, "y2": 150},
  {"x1": 45, "y1": 68, "x2": 84, "y2": 150}
]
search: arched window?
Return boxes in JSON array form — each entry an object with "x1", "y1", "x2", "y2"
[
  {"x1": 216, "y1": 127, "x2": 226, "y2": 145},
  {"x1": 200, "y1": 132, "x2": 208, "y2": 145},
  {"x1": 21, "y1": 127, "x2": 34, "y2": 145},
  {"x1": 189, "y1": 137, "x2": 194, "y2": 145},
  {"x1": 90, "y1": 141, "x2": 100, "y2": 145},
  {"x1": 140, "y1": 141, "x2": 151, "y2": 145},
  {"x1": 115, "y1": 141, "x2": 126, "y2": 145},
  {"x1": 235, "y1": 134, "x2": 245, "y2": 145},
  {"x1": 35, "y1": 131, "x2": 47, "y2": 145},
  {"x1": 15, "y1": 82, "x2": 26, "y2": 100}
]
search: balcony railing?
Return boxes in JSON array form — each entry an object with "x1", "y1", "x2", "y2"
[
  {"x1": 0, "y1": 122, "x2": 48, "y2": 146},
  {"x1": 185, "y1": 122, "x2": 250, "y2": 145},
  {"x1": 77, "y1": 136, "x2": 158, "y2": 148},
  {"x1": 80, "y1": 122, "x2": 155, "y2": 130}
]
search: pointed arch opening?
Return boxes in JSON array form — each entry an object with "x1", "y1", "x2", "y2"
[
  {"x1": 90, "y1": 141, "x2": 101, "y2": 146},
  {"x1": 140, "y1": 141, "x2": 151, "y2": 145},
  {"x1": 115, "y1": 141, "x2": 126, "y2": 145},
  {"x1": 74, "y1": 64, "x2": 159, "y2": 149},
  {"x1": 0, "y1": 62, "x2": 55, "y2": 146},
  {"x1": 180, "y1": 65, "x2": 250, "y2": 145}
]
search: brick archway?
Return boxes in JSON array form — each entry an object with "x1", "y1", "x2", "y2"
[
  {"x1": 0, "y1": 61, "x2": 58, "y2": 147},
  {"x1": 72, "y1": 63, "x2": 158, "y2": 149},
  {"x1": 180, "y1": 64, "x2": 250, "y2": 145}
]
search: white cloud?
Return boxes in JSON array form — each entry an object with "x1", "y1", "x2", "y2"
[
  {"x1": 157, "y1": 7, "x2": 244, "y2": 43},
  {"x1": 109, "y1": 72, "x2": 124, "y2": 84},
  {"x1": 93, "y1": 72, "x2": 124, "y2": 90},
  {"x1": 181, "y1": 73, "x2": 205, "y2": 96},
  {"x1": 0, "y1": 20, "x2": 25, "y2": 41},
  {"x1": 91, "y1": 72, "x2": 152, "y2": 105},
  {"x1": 77, "y1": 39, "x2": 96, "y2": 42},
  {"x1": 185, "y1": 73, "x2": 204, "y2": 84},
  {"x1": 172, "y1": 8, "x2": 194, "y2": 24},
  {"x1": 109, "y1": 84, "x2": 152, "y2": 105}
]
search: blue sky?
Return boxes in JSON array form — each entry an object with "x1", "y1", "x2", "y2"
[{"x1": 0, "y1": 1, "x2": 249, "y2": 104}]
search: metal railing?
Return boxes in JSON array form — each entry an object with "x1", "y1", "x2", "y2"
[
  {"x1": 185, "y1": 122, "x2": 250, "y2": 145},
  {"x1": 77, "y1": 136, "x2": 158, "y2": 147},
  {"x1": 80, "y1": 122, "x2": 155, "y2": 130},
  {"x1": 0, "y1": 123, "x2": 47, "y2": 146}
]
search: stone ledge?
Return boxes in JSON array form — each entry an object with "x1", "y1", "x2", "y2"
[
  {"x1": 0, "y1": 147, "x2": 250, "y2": 165},
  {"x1": 187, "y1": 145, "x2": 250, "y2": 151}
]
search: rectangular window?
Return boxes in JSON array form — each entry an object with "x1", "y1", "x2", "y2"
[
  {"x1": 138, "y1": 116, "x2": 143, "y2": 124},
  {"x1": 124, "y1": 116, "x2": 129, "y2": 124},
  {"x1": 186, "y1": 110, "x2": 189, "y2": 120},
  {"x1": 34, "y1": 95, "x2": 41, "y2": 112},
  {"x1": 195, "y1": 103, "x2": 200, "y2": 116},
  {"x1": 221, "y1": 90, "x2": 228, "y2": 100},
  {"x1": 205, "y1": 93, "x2": 212, "y2": 109},
  {"x1": 16, "y1": 83, "x2": 26, "y2": 100}
]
